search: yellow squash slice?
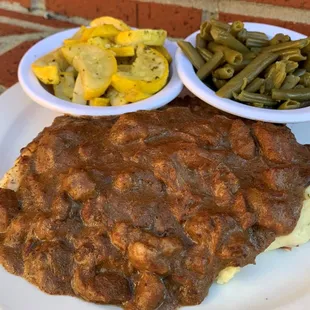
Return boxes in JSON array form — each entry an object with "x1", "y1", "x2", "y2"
[
  {"x1": 153, "y1": 45, "x2": 172, "y2": 64},
  {"x1": 111, "y1": 44, "x2": 169, "y2": 97},
  {"x1": 81, "y1": 25, "x2": 120, "y2": 41},
  {"x1": 32, "y1": 48, "x2": 69, "y2": 84},
  {"x1": 53, "y1": 72, "x2": 75, "y2": 101},
  {"x1": 65, "y1": 44, "x2": 117, "y2": 100},
  {"x1": 72, "y1": 74, "x2": 87, "y2": 105},
  {"x1": 105, "y1": 87, "x2": 128, "y2": 106},
  {"x1": 115, "y1": 29, "x2": 167, "y2": 46},
  {"x1": 90, "y1": 16, "x2": 131, "y2": 31},
  {"x1": 89, "y1": 97, "x2": 110, "y2": 106}
]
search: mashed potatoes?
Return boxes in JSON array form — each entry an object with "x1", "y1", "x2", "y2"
[{"x1": 217, "y1": 186, "x2": 310, "y2": 284}]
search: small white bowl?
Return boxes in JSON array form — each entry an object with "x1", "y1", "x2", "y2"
[
  {"x1": 18, "y1": 28, "x2": 183, "y2": 116},
  {"x1": 176, "y1": 23, "x2": 310, "y2": 123}
]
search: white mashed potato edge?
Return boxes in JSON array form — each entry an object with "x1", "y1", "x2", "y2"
[{"x1": 216, "y1": 186, "x2": 310, "y2": 284}]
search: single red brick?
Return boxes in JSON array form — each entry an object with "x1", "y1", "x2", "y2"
[
  {"x1": 219, "y1": 13, "x2": 310, "y2": 36},
  {"x1": 46, "y1": 0, "x2": 137, "y2": 27},
  {"x1": 0, "y1": 41, "x2": 38, "y2": 88},
  {"x1": 6, "y1": 0, "x2": 30, "y2": 8},
  {"x1": 137, "y1": 2, "x2": 202, "y2": 38},
  {"x1": 0, "y1": 23, "x2": 38, "y2": 35},
  {"x1": 243, "y1": 0, "x2": 310, "y2": 10},
  {"x1": 0, "y1": 9, "x2": 76, "y2": 28}
]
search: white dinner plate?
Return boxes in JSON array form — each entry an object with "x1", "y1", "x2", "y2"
[{"x1": 1, "y1": 84, "x2": 310, "y2": 310}]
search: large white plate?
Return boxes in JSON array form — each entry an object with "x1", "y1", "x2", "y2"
[{"x1": 0, "y1": 84, "x2": 310, "y2": 310}]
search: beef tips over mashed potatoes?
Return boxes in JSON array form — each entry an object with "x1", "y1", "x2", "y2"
[{"x1": 0, "y1": 97, "x2": 310, "y2": 309}]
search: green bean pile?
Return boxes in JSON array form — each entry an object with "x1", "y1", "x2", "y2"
[{"x1": 178, "y1": 19, "x2": 310, "y2": 110}]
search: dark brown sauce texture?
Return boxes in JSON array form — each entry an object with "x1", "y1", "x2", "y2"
[{"x1": 0, "y1": 97, "x2": 310, "y2": 309}]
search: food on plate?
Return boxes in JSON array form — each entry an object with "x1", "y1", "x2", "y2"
[
  {"x1": 31, "y1": 16, "x2": 169, "y2": 106},
  {"x1": 0, "y1": 97, "x2": 310, "y2": 309},
  {"x1": 179, "y1": 18, "x2": 310, "y2": 109}
]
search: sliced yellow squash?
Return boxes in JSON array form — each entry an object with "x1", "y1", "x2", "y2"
[
  {"x1": 81, "y1": 25, "x2": 120, "y2": 41},
  {"x1": 111, "y1": 44, "x2": 169, "y2": 95},
  {"x1": 115, "y1": 29, "x2": 167, "y2": 46},
  {"x1": 90, "y1": 16, "x2": 131, "y2": 31},
  {"x1": 87, "y1": 37, "x2": 112, "y2": 49},
  {"x1": 89, "y1": 97, "x2": 110, "y2": 106},
  {"x1": 32, "y1": 48, "x2": 69, "y2": 84},
  {"x1": 65, "y1": 44, "x2": 117, "y2": 100},
  {"x1": 71, "y1": 26, "x2": 86, "y2": 40},
  {"x1": 106, "y1": 87, "x2": 128, "y2": 106},
  {"x1": 53, "y1": 72, "x2": 75, "y2": 101},
  {"x1": 117, "y1": 64, "x2": 132, "y2": 72},
  {"x1": 153, "y1": 45, "x2": 172, "y2": 64},
  {"x1": 72, "y1": 74, "x2": 87, "y2": 105}
]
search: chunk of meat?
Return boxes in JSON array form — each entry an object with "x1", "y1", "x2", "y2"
[
  {"x1": 51, "y1": 195, "x2": 71, "y2": 220},
  {"x1": 24, "y1": 241, "x2": 73, "y2": 295},
  {"x1": 0, "y1": 245, "x2": 23, "y2": 275},
  {"x1": 128, "y1": 242, "x2": 170, "y2": 275},
  {"x1": 0, "y1": 188, "x2": 19, "y2": 233},
  {"x1": 133, "y1": 273, "x2": 165, "y2": 310},
  {"x1": 210, "y1": 164, "x2": 239, "y2": 207},
  {"x1": 252, "y1": 123, "x2": 295, "y2": 164},
  {"x1": 80, "y1": 195, "x2": 108, "y2": 228},
  {"x1": 245, "y1": 188, "x2": 297, "y2": 235},
  {"x1": 63, "y1": 170, "x2": 96, "y2": 201},
  {"x1": 4, "y1": 214, "x2": 30, "y2": 247},
  {"x1": 229, "y1": 119, "x2": 256, "y2": 160},
  {"x1": 72, "y1": 267, "x2": 131, "y2": 304}
]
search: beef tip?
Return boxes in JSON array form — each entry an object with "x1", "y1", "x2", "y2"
[
  {"x1": 0, "y1": 245, "x2": 23, "y2": 275},
  {"x1": 80, "y1": 194, "x2": 108, "y2": 228},
  {"x1": 51, "y1": 195, "x2": 71, "y2": 220},
  {"x1": 17, "y1": 174, "x2": 48, "y2": 212},
  {"x1": 245, "y1": 188, "x2": 297, "y2": 235},
  {"x1": 110, "y1": 114, "x2": 148, "y2": 145},
  {"x1": 24, "y1": 241, "x2": 73, "y2": 295},
  {"x1": 229, "y1": 119, "x2": 256, "y2": 160},
  {"x1": 4, "y1": 214, "x2": 30, "y2": 247},
  {"x1": 133, "y1": 273, "x2": 165, "y2": 310},
  {"x1": 261, "y1": 167, "x2": 300, "y2": 191},
  {"x1": 252, "y1": 123, "x2": 295, "y2": 164},
  {"x1": 72, "y1": 267, "x2": 131, "y2": 304},
  {"x1": 158, "y1": 237, "x2": 183, "y2": 257},
  {"x1": 63, "y1": 170, "x2": 96, "y2": 201},
  {"x1": 0, "y1": 188, "x2": 19, "y2": 233},
  {"x1": 34, "y1": 215, "x2": 60, "y2": 241},
  {"x1": 210, "y1": 163, "x2": 239, "y2": 208},
  {"x1": 128, "y1": 242, "x2": 170, "y2": 275}
]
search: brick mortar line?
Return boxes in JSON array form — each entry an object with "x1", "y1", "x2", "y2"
[{"x1": 218, "y1": 0, "x2": 310, "y2": 24}]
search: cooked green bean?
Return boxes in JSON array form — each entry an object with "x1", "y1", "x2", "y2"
[
  {"x1": 271, "y1": 62, "x2": 287, "y2": 89},
  {"x1": 294, "y1": 84, "x2": 305, "y2": 89},
  {"x1": 281, "y1": 75, "x2": 300, "y2": 90},
  {"x1": 213, "y1": 77, "x2": 227, "y2": 89},
  {"x1": 208, "y1": 42, "x2": 243, "y2": 65},
  {"x1": 178, "y1": 41, "x2": 205, "y2": 70},
  {"x1": 245, "y1": 77, "x2": 265, "y2": 92},
  {"x1": 200, "y1": 21, "x2": 212, "y2": 40},
  {"x1": 282, "y1": 60, "x2": 299, "y2": 73},
  {"x1": 197, "y1": 51, "x2": 224, "y2": 80},
  {"x1": 301, "y1": 37, "x2": 310, "y2": 54},
  {"x1": 279, "y1": 49, "x2": 306, "y2": 61},
  {"x1": 210, "y1": 19, "x2": 230, "y2": 30},
  {"x1": 303, "y1": 54, "x2": 310, "y2": 72},
  {"x1": 237, "y1": 29, "x2": 247, "y2": 42},
  {"x1": 278, "y1": 99, "x2": 301, "y2": 109},
  {"x1": 230, "y1": 58, "x2": 252, "y2": 73},
  {"x1": 230, "y1": 21, "x2": 244, "y2": 37},
  {"x1": 196, "y1": 34, "x2": 207, "y2": 49},
  {"x1": 234, "y1": 90, "x2": 277, "y2": 106},
  {"x1": 293, "y1": 68, "x2": 306, "y2": 77},
  {"x1": 269, "y1": 33, "x2": 291, "y2": 46},
  {"x1": 247, "y1": 31, "x2": 269, "y2": 41},
  {"x1": 245, "y1": 37, "x2": 269, "y2": 48},
  {"x1": 213, "y1": 64, "x2": 235, "y2": 79},
  {"x1": 197, "y1": 47, "x2": 213, "y2": 62},
  {"x1": 252, "y1": 102, "x2": 265, "y2": 108},
  {"x1": 243, "y1": 52, "x2": 257, "y2": 60},
  {"x1": 299, "y1": 72, "x2": 310, "y2": 87},
  {"x1": 250, "y1": 47, "x2": 262, "y2": 54},
  {"x1": 210, "y1": 26, "x2": 250, "y2": 53},
  {"x1": 216, "y1": 52, "x2": 278, "y2": 98},
  {"x1": 272, "y1": 88, "x2": 310, "y2": 101},
  {"x1": 261, "y1": 38, "x2": 309, "y2": 53}
]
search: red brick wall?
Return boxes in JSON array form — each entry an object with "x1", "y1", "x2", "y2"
[{"x1": 1, "y1": 0, "x2": 310, "y2": 91}]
